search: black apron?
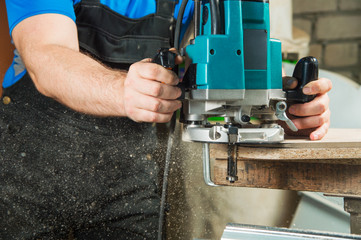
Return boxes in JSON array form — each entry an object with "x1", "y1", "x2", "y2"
[
  {"x1": 0, "y1": 1, "x2": 177, "y2": 239},
  {"x1": 75, "y1": 0, "x2": 177, "y2": 68}
]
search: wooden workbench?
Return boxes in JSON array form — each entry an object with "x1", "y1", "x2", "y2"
[{"x1": 211, "y1": 128, "x2": 361, "y2": 234}]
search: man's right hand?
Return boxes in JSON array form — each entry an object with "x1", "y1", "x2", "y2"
[
  {"x1": 11, "y1": 14, "x2": 182, "y2": 122},
  {"x1": 123, "y1": 58, "x2": 182, "y2": 123}
]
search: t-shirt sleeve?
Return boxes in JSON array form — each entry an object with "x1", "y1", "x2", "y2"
[{"x1": 5, "y1": 0, "x2": 77, "y2": 36}]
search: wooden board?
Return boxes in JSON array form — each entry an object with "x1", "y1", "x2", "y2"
[
  {"x1": 211, "y1": 146, "x2": 361, "y2": 164},
  {"x1": 212, "y1": 128, "x2": 361, "y2": 195},
  {"x1": 280, "y1": 128, "x2": 361, "y2": 148},
  {"x1": 214, "y1": 160, "x2": 361, "y2": 195},
  {"x1": 211, "y1": 128, "x2": 361, "y2": 164}
]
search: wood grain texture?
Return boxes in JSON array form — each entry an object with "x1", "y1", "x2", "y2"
[
  {"x1": 214, "y1": 160, "x2": 361, "y2": 195},
  {"x1": 212, "y1": 128, "x2": 361, "y2": 195}
]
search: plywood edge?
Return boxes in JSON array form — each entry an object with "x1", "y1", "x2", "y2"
[{"x1": 211, "y1": 145, "x2": 361, "y2": 163}]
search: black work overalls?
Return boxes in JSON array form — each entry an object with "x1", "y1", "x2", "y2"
[{"x1": 0, "y1": 1, "x2": 177, "y2": 239}]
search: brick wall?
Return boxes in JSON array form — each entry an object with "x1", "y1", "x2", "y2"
[{"x1": 293, "y1": 0, "x2": 361, "y2": 84}]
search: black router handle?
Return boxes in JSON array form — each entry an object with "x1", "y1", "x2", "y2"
[
  {"x1": 286, "y1": 56, "x2": 319, "y2": 103},
  {"x1": 152, "y1": 48, "x2": 176, "y2": 70}
]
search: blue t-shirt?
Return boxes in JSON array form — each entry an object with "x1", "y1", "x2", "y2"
[{"x1": 4, "y1": 0, "x2": 194, "y2": 88}]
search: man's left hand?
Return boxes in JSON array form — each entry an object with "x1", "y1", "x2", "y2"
[{"x1": 283, "y1": 77, "x2": 332, "y2": 140}]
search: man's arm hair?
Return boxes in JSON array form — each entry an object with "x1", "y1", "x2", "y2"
[{"x1": 12, "y1": 13, "x2": 127, "y2": 116}]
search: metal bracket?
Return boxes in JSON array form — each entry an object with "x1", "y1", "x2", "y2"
[
  {"x1": 183, "y1": 125, "x2": 285, "y2": 143},
  {"x1": 275, "y1": 101, "x2": 298, "y2": 132},
  {"x1": 202, "y1": 143, "x2": 219, "y2": 187}
]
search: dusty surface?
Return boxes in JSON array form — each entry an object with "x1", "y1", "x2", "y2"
[{"x1": 166, "y1": 123, "x2": 298, "y2": 240}]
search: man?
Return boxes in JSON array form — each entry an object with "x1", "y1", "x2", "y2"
[{"x1": 1, "y1": 0, "x2": 331, "y2": 239}]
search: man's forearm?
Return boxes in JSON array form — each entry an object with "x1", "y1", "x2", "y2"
[
  {"x1": 11, "y1": 13, "x2": 181, "y2": 123},
  {"x1": 24, "y1": 44, "x2": 127, "y2": 117}
]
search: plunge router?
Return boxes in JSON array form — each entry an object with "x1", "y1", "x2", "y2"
[{"x1": 179, "y1": 0, "x2": 318, "y2": 185}]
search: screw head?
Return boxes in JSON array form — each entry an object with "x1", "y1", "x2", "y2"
[{"x1": 241, "y1": 115, "x2": 251, "y2": 122}]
